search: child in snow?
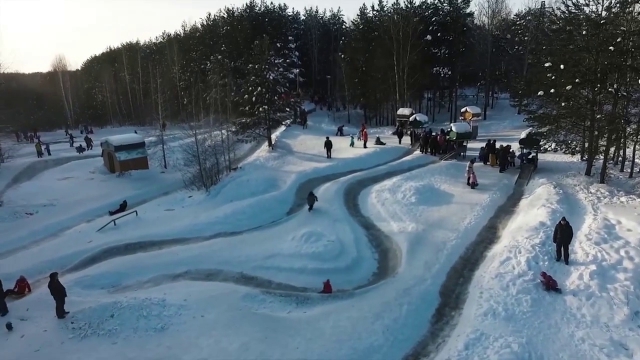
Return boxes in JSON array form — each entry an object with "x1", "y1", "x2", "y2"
[
  {"x1": 508, "y1": 150, "x2": 516, "y2": 168},
  {"x1": 350, "y1": 135, "x2": 355, "y2": 147},
  {"x1": 470, "y1": 171, "x2": 478, "y2": 189},
  {"x1": 320, "y1": 279, "x2": 332, "y2": 294},
  {"x1": 307, "y1": 191, "x2": 318, "y2": 212},
  {"x1": 4, "y1": 276, "x2": 31, "y2": 297},
  {"x1": 540, "y1": 271, "x2": 561, "y2": 293}
]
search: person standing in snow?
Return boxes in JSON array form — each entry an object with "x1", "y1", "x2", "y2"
[
  {"x1": 396, "y1": 126, "x2": 404, "y2": 144},
  {"x1": 324, "y1": 137, "x2": 333, "y2": 159},
  {"x1": 307, "y1": 191, "x2": 318, "y2": 212},
  {"x1": 466, "y1": 158, "x2": 476, "y2": 186},
  {"x1": 362, "y1": 128, "x2": 369, "y2": 148},
  {"x1": 48, "y1": 272, "x2": 69, "y2": 319},
  {"x1": 553, "y1": 217, "x2": 574, "y2": 265},
  {"x1": 0, "y1": 279, "x2": 8, "y2": 317}
]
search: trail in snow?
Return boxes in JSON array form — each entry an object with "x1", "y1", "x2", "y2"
[{"x1": 405, "y1": 173, "x2": 528, "y2": 360}]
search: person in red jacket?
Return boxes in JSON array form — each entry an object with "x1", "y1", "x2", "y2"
[
  {"x1": 320, "y1": 279, "x2": 333, "y2": 294},
  {"x1": 539, "y1": 271, "x2": 561, "y2": 293},
  {"x1": 4, "y1": 276, "x2": 31, "y2": 296},
  {"x1": 362, "y1": 129, "x2": 369, "y2": 149}
]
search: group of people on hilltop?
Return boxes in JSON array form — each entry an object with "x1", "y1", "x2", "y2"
[
  {"x1": 1, "y1": 273, "x2": 70, "y2": 321},
  {"x1": 15, "y1": 129, "x2": 40, "y2": 143},
  {"x1": 478, "y1": 139, "x2": 516, "y2": 173}
]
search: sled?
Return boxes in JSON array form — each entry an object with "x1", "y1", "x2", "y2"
[{"x1": 7, "y1": 292, "x2": 30, "y2": 300}]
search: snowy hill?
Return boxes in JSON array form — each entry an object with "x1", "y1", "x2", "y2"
[{"x1": 1, "y1": 99, "x2": 638, "y2": 360}]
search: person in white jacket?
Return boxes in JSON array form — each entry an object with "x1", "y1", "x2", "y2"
[{"x1": 466, "y1": 158, "x2": 476, "y2": 186}]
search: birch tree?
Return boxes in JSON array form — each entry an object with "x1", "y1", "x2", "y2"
[{"x1": 51, "y1": 54, "x2": 75, "y2": 127}]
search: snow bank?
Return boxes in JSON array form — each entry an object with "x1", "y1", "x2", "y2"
[
  {"x1": 101, "y1": 134, "x2": 145, "y2": 147},
  {"x1": 450, "y1": 122, "x2": 471, "y2": 133},
  {"x1": 438, "y1": 173, "x2": 640, "y2": 360}
]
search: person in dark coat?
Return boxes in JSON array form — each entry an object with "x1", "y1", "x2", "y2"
[
  {"x1": 307, "y1": 191, "x2": 318, "y2": 212},
  {"x1": 428, "y1": 135, "x2": 438, "y2": 156},
  {"x1": 324, "y1": 137, "x2": 333, "y2": 159},
  {"x1": 0, "y1": 279, "x2": 8, "y2": 317},
  {"x1": 553, "y1": 217, "x2": 574, "y2": 265},
  {"x1": 420, "y1": 132, "x2": 428, "y2": 154},
  {"x1": 335, "y1": 125, "x2": 345, "y2": 136},
  {"x1": 48, "y1": 272, "x2": 69, "y2": 319},
  {"x1": 109, "y1": 200, "x2": 128, "y2": 216},
  {"x1": 396, "y1": 126, "x2": 404, "y2": 144}
]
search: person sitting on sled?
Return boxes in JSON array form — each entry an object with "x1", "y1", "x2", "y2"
[
  {"x1": 109, "y1": 200, "x2": 128, "y2": 216},
  {"x1": 4, "y1": 276, "x2": 31, "y2": 297},
  {"x1": 540, "y1": 271, "x2": 560, "y2": 292},
  {"x1": 320, "y1": 279, "x2": 332, "y2": 294}
]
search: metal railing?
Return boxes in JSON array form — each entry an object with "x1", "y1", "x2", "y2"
[{"x1": 96, "y1": 210, "x2": 138, "y2": 232}]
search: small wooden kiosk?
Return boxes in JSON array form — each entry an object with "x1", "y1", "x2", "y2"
[
  {"x1": 100, "y1": 134, "x2": 149, "y2": 174},
  {"x1": 396, "y1": 108, "x2": 416, "y2": 129},
  {"x1": 460, "y1": 105, "x2": 481, "y2": 140}
]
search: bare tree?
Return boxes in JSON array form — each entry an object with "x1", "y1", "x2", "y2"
[
  {"x1": 51, "y1": 54, "x2": 75, "y2": 127},
  {"x1": 179, "y1": 123, "x2": 224, "y2": 192}
]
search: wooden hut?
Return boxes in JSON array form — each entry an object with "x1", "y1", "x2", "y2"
[
  {"x1": 100, "y1": 134, "x2": 149, "y2": 174},
  {"x1": 460, "y1": 105, "x2": 481, "y2": 139},
  {"x1": 396, "y1": 108, "x2": 416, "y2": 129}
]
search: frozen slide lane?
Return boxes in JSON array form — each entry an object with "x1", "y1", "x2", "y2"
[
  {"x1": 71, "y1": 157, "x2": 436, "y2": 295},
  {"x1": 0, "y1": 154, "x2": 101, "y2": 201},
  {"x1": 403, "y1": 171, "x2": 528, "y2": 360},
  {"x1": 61, "y1": 147, "x2": 420, "y2": 277}
]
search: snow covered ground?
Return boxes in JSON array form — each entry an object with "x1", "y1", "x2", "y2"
[
  {"x1": 436, "y1": 156, "x2": 640, "y2": 360},
  {"x1": 8, "y1": 100, "x2": 622, "y2": 360}
]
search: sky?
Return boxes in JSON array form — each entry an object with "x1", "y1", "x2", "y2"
[{"x1": 0, "y1": 0, "x2": 523, "y2": 73}]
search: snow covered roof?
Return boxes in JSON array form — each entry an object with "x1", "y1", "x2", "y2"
[
  {"x1": 520, "y1": 128, "x2": 534, "y2": 139},
  {"x1": 461, "y1": 106, "x2": 482, "y2": 114},
  {"x1": 410, "y1": 113, "x2": 429, "y2": 122},
  {"x1": 450, "y1": 122, "x2": 472, "y2": 133},
  {"x1": 102, "y1": 134, "x2": 145, "y2": 147},
  {"x1": 397, "y1": 108, "x2": 415, "y2": 116}
]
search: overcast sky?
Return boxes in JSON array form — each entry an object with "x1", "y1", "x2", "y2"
[{"x1": 0, "y1": 0, "x2": 523, "y2": 73}]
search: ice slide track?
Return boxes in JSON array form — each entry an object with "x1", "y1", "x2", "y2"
[
  {"x1": 62, "y1": 146, "x2": 423, "y2": 276},
  {"x1": 16, "y1": 145, "x2": 427, "y2": 295},
  {"x1": 0, "y1": 140, "x2": 266, "y2": 260},
  {"x1": 403, "y1": 169, "x2": 532, "y2": 360}
]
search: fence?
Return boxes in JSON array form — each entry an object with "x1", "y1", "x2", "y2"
[{"x1": 96, "y1": 210, "x2": 138, "y2": 232}]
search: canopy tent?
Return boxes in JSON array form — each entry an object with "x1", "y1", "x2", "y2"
[
  {"x1": 449, "y1": 122, "x2": 474, "y2": 140},
  {"x1": 408, "y1": 113, "x2": 429, "y2": 129},
  {"x1": 410, "y1": 113, "x2": 429, "y2": 122}
]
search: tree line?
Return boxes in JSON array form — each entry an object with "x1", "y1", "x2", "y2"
[{"x1": 2, "y1": 0, "x2": 640, "y2": 183}]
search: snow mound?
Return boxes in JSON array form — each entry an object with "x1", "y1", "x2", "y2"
[{"x1": 63, "y1": 298, "x2": 185, "y2": 340}]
